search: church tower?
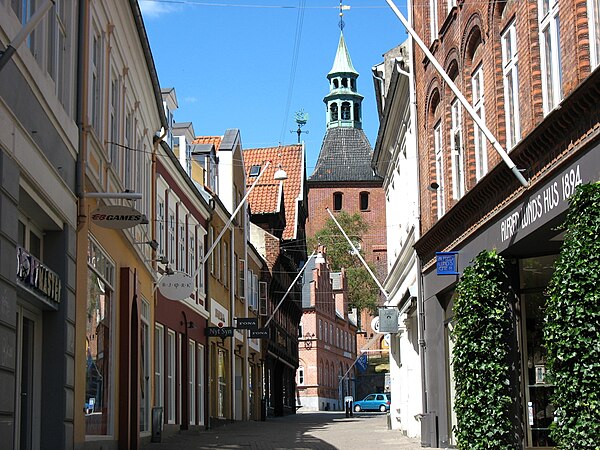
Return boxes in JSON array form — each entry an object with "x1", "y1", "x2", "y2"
[{"x1": 306, "y1": 15, "x2": 387, "y2": 313}]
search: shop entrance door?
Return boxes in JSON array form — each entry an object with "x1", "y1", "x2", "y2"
[
  {"x1": 519, "y1": 256, "x2": 557, "y2": 449},
  {"x1": 14, "y1": 307, "x2": 41, "y2": 450}
]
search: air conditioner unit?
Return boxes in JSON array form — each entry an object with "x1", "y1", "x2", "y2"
[{"x1": 259, "y1": 281, "x2": 268, "y2": 316}]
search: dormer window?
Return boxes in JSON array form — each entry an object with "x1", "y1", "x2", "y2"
[{"x1": 249, "y1": 165, "x2": 261, "y2": 177}]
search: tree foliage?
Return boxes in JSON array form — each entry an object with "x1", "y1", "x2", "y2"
[
  {"x1": 544, "y1": 182, "x2": 600, "y2": 449},
  {"x1": 452, "y1": 249, "x2": 520, "y2": 449},
  {"x1": 310, "y1": 211, "x2": 379, "y2": 313}
]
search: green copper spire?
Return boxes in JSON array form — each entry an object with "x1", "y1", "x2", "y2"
[{"x1": 328, "y1": 32, "x2": 358, "y2": 76}]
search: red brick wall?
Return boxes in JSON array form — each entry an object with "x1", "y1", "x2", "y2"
[
  {"x1": 413, "y1": 0, "x2": 595, "y2": 234},
  {"x1": 306, "y1": 183, "x2": 387, "y2": 278}
]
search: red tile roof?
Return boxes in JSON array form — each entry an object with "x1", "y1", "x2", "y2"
[
  {"x1": 192, "y1": 135, "x2": 222, "y2": 150},
  {"x1": 243, "y1": 145, "x2": 305, "y2": 241}
]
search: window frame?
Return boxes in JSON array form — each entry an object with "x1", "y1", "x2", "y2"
[
  {"x1": 501, "y1": 21, "x2": 521, "y2": 150},
  {"x1": 450, "y1": 98, "x2": 465, "y2": 200},
  {"x1": 538, "y1": 0, "x2": 563, "y2": 114},
  {"x1": 434, "y1": 121, "x2": 445, "y2": 218},
  {"x1": 471, "y1": 64, "x2": 488, "y2": 180}
]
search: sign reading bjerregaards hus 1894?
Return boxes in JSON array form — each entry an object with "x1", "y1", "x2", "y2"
[{"x1": 91, "y1": 204, "x2": 145, "y2": 229}]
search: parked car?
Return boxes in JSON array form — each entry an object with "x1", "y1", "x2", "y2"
[{"x1": 353, "y1": 393, "x2": 391, "y2": 412}]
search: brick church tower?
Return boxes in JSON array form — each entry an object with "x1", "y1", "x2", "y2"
[{"x1": 306, "y1": 27, "x2": 387, "y2": 336}]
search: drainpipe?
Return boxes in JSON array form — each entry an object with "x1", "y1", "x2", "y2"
[{"x1": 76, "y1": 0, "x2": 89, "y2": 228}]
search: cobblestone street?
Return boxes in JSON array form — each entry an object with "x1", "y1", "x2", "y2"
[{"x1": 143, "y1": 411, "x2": 422, "y2": 450}]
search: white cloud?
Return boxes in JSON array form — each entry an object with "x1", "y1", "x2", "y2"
[
  {"x1": 183, "y1": 96, "x2": 199, "y2": 104},
  {"x1": 139, "y1": 0, "x2": 177, "y2": 18}
]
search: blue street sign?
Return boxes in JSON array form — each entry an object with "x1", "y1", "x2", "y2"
[{"x1": 436, "y1": 251, "x2": 459, "y2": 275}]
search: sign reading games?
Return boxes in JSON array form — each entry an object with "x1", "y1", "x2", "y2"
[{"x1": 91, "y1": 205, "x2": 146, "y2": 229}]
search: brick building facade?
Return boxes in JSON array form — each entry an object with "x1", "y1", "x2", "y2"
[{"x1": 409, "y1": 0, "x2": 600, "y2": 447}]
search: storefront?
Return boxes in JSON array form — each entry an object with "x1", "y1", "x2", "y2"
[{"x1": 418, "y1": 144, "x2": 599, "y2": 448}]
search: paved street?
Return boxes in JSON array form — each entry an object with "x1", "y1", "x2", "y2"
[{"x1": 143, "y1": 411, "x2": 422, "y2": 450}]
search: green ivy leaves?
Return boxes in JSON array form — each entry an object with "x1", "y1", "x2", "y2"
[
  {"x1": 452, "y1": 250, "x2": 520, "y2": 449},
  {"x1": 544, "y1": 182, "x2": 600, "y2": 449}
]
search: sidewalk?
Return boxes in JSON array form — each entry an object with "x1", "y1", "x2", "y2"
[{"x1": 142, "y1": 411, "x2": 422, "y2": 450}]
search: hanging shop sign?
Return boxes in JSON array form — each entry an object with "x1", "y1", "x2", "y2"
[
  {"x1": 236, "y1": 317, "x2": 258, "y2": 330},
  {"x1": 90, "y1": 204, "x2": 145, "y2": 229},
  {"x1": 436, "y1": 251, "x2": 459, "y2": 275},
  {"x1": 250, "y1": 328, "x2": 269, "y2": 339},
  {"x1": 205, "y1": 326, "x2": 235, "y2": 338},
  {"x1": 157, "y1": 271, "x2": 194, "y2": 301},
  {"x1": 378, "y1": 307, "x2": 400, "y2": 333}
]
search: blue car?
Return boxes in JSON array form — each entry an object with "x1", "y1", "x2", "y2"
[{"x1": 353, "y1": 393, "x2": 391, "y2": 412}]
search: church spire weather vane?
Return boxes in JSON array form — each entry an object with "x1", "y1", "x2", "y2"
[{"x1": 339, "y1": 1, "x2": 349, "y2": 31}]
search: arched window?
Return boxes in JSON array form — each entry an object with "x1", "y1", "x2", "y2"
[
  {"x1": 351, "y1": 79, "x2": 356, "y2": 91},
  {"x1": 341, "y1": 78, "x2": 348, "y2": 88},
  {"x1": 333, "y1": 79, "x2": 339, "y2": 89},
  {"x1": 341, "y1": 102, "x2": 351, "y2": 120},
  {"x1": 353, "y1": 103, "x2": 360, "y2": 122},
  {"x1": 333, "y1": 192, "x2": 343, "y2": 211},
  {"x1": 330, "y1": 103, "x2": 338, "y2": 121},
  {"x1": 360, "y1": 191, "x2": 369, "y2": 211}
]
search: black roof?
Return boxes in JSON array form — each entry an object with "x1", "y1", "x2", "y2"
[{"x1": 309, "y1": 127, "x2": 381, "y2": 182}]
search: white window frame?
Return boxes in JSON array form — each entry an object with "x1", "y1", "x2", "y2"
[
  {"x1": 90, "y1": 23, "x2": 103, "y2": 135},
  {"x1": 590, "y1": 0, "x2": 600, "y2": 68},
  {"x1": 108, "y1": 72, "x2": 120, "y2": 173},
  {"x1": 167, "y1": 329, "x2": 176, "y2": 423},
  {"x1": 154, "y1": 324, "x2": 164, "y2": 409},
  {"x1": 167, "y1": 204, "x2": 176, "y2": 267},
  {"x1": 472, "y1": 65, "x2": 488, "y2": 180},
  {"x1": 188, "y1": 339, "x2": 196, "y2": 425},
  {"x1": 539, "y1": 0, "x2": 563, "y2": 114},
  {"x1": 430, "y1": 0, "x2": 439, "y2": 42},
  {"x1": 450, "y1": 99, "x2": 465, "y2": 200},
  {"x1": 197, "y1": 344, "x2": 205, "y2": 425},
  {"x1": 178, "y1": 208, "x2": 187, "y2": 272},
  {"x1": 434, "y1": 121, "x2": 445, "y2": 218},
  {"x1": 501, "y1": 22, "x2": 521, "y2": 150}
]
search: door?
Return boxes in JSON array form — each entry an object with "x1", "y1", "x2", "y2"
[{"x1": 14, "y1": 307, "x2": 41, "y2": 450}]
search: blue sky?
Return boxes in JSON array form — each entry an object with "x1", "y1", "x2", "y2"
[{"x1": 140, "y1": 0, "x2": 407, "y2": 173}]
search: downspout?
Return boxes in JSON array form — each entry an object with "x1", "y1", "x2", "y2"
[{"x1": 76, "y1": 0, "x2": 89, "y2": 227}]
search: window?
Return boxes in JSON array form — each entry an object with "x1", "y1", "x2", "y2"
[
  {"x1": 333, "y1": 192, "x2": 343, "y2": 211},
  {"x1": 178, "y1": 216, "x2": 186, "y2": 272},
  {"x1": 434, "y1": 121, "x2": 445, "y2": 218},
  {"x1": 259, "y1": 282, "x2": 267, "y2": 316},
  {"x1": 501, "y1": 22, "x2": 521, "y2": 149},
  {"x1": 298, "y1": 367, "x2": 305, "y2": 385},
  {"x1": 90, "y1": 26, "x2": 103, "y2": 134},
  {"x1": 341, "y1": 102, "x2": 351, "y2": 120},
  {"x1": 86, "y1": 239, "x2": 115, "y2": 436},
  {"x1": 249, "y1": 165, "x2": 261, "y2": 177},
  {"x1": 450, "y1": 99, "x2": 465, "y2": 199},
  {"x1": 140, "y1": 299, "x2": 150, "y2": 432},
  {"x1": 298, "y1": 322, "x2": 303, "y2": 337},
  {"x1": 330, "y1": 103, "x2": 338, "y2": 121},
  {"x1": 18, "y1": 218, "x2": 42, "y2": 260},
  {"x1": 108, "y1": 75, "x2": 120, "y2": 172},
  {"x1": 359, "y1": 192, "x2": 369, "y2": 211},
  {"x1": 188, "y1": 340, "x2": 196, "y2": 424},
  {"x1": 124, "y1": 110, "x2": 133, "y2": 189},
  {"x1": 168, "y1": 207, "x2": 176, "y2": 266},
  {"x1": 430, "y1": 0, "x2": 439, "y2": 42},
  {"x1": 354, "y1": 103, "x2": 360, "y2": 122},
  {"x1": 156, "y1": 196, "x2": 166, "y2": 257},
  {"x1": 319, "y1": 319, "x2": 323, "y2": 340},
  {"x1": 472, "y1": 65, "x2": 487, "y2": 180},
  {"x1": 167, "y1": 330, "x2": 176, "y2": 423},
  {"x1": 238, "y1": 259, "x2": 246, "y2": 299},
  {"x1": 154, "y1": 325, "x2": 164, "y2": 409},
  {"x1": 590, "y1": 0, "x2": 600, "y2": 68},
  {"x1": 209, "y1": 226, "x2": 215, "y2": 274},
  {"x1": 222, "y1": 241, "x2": 228, "y2": 287},
  {"x1": 47, "y1": 0, "x2": 71, "y2": 112},
  {"x1": 539, "y1": 0, "x2": 563, "y2": 113}
]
